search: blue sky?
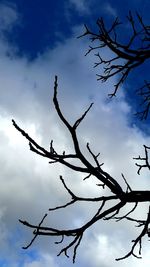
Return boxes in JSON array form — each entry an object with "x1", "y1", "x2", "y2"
[
  {"x1": 0, "y1": 0, "x2": 150, "y2": 267},
  {"x1": 4, "y1": 0, "x2": 150, "y2": 58}
]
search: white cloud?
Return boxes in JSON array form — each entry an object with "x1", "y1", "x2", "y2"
[
  {"x1": 0, "y1": 3, "x2": 150, "y2": 267},
  {"x1": 23, "y1": 253, "x2": 58, "y2": 267},
  {"x1": 82, "y1": 230, "x2": 150, "y2": 267},
  {"x1": 83, "y1": 233, "x2": 124, "y2": 266}
]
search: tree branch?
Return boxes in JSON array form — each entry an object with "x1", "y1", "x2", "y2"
[
  {"x1": 80, "y1": 12, "x2": 150, "y2": 118},
  {"x1": 13, "y1": 75, "x2": 150, "y2": 262}
]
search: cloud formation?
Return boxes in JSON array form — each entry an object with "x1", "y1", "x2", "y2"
[{"x1": 0, "y1": 2, "x2": 150, "y2": 267}]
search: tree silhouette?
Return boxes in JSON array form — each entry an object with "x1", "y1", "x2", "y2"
[
  {"x1": 79, "y1": 11, "x2": 150, "y2": 119},
  {"x1": 13, "y1": 12, "x2": 150, "y2": 263}
]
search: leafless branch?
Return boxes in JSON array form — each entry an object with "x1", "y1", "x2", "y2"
[
  {"x1": 134, "y1": 145, "x2": 150, "y2": 174},
  {"x1": 79, "y1": 12, "x2": 150, "y2": 118},
  {"x1": 116, "y1": 206, "x2": 150, "y2": 260},
  {"x1": 135, "y1": 81, "x2": 150, "y2": 120},
  {"x1": 13, "y1": 75, "x2": 150, "y2": 262}
]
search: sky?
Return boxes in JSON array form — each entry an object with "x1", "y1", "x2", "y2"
[{"x1": 0, "y1": 0, "x2": 150, "y2": 266}]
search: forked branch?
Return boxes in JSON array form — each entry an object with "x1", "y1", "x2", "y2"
[
  {"x1": 79, "y1": 12, "x2": 150, "y2": 118},
  {"x1": 13, "y1": 76, "x2": 150, "y2": 262}
]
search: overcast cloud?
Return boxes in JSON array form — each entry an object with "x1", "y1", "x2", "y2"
[{"x1": 0, "y1": 2, "x2": 150, "y2": 267}]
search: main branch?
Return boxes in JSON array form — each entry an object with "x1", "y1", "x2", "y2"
[{"x1": 13, "y1": 77, "x2": 150, "y2": 262}]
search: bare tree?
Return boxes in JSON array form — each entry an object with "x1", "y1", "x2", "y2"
[
  {"x1": 12, "y1": 12, "x2": 150, "y2": 263},
  {"x1": 79, "y1": 11, "x2": 150, "y2": 119}
]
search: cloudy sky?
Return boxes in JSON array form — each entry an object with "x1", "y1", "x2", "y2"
[{"x1": 0, "y1": 0, "x2": 150, "y2": 266}]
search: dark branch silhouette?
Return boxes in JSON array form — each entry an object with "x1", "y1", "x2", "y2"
[
  {"x1": 13, "y1": 75, "x2": 150, "y2": 263},
  {"x1": 78, "y1": 11, "x2": 150, "y2": 119}
]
